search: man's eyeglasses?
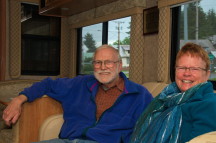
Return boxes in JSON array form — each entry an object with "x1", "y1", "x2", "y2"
[
  {"x1": 176, "y1": 66, "x2": 207, "y2": 74},
  {"x1": 92, "y1": 60, "x2": 119, "y2": 68}
]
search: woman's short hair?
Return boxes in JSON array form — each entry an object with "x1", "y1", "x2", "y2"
[{"x1": 176, "y1": 42, "x2": 210, "y2": 70}]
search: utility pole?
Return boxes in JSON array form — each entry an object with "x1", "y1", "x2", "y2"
[
  {"x1": 114, "y1": 21, "x2": 124, "y2": 50},
  {"x1": 195, "y1": 0, "x2": 199, "y2": 43}
]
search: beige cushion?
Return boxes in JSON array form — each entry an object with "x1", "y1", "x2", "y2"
[
  {"x1": 39, "y1": 114, "x2": 64, "y2": 141},
  {"x1": 143, "y1": 82, "x2": 168, "y2": 97},
  {"x1": 187, "y1": 131, "x2": 216, "y2": 143},
  {"x1": 0, "y1": 129, "x2": 13, "y2": 143}
]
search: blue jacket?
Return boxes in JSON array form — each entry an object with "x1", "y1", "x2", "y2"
[
  {"x1": 20, "y1": 72, "x2": 153, "y2": 143},
  {"x1": 180, "y1": 82, "x2": 216, "y2": 142}
]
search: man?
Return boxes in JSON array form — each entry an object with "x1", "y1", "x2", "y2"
[{"x1": 3, "y1": 45, "x2": 153, "y2": 143}]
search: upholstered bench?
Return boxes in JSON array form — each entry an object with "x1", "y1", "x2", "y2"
[
  {"x1": 142, "y1": 82, "x2": 168, "y2": 97},
  {"x1": 187, "y1": 131, "x2": 216, "y2": 143},
  {"x1": 0, "y1": 81, "x2": 168, "y2": 142},
  {"x1": 38, "y1": 82, "x2": 216, "y2": 142},
  {"x1": 38, "y1": 82, "x2": 168, "y2": 141}
]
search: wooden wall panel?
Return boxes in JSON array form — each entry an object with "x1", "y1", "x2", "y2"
[
  {"x1": 0, "y1": 0, "x2": 6, "y2": 81},
  {"x1": 18, "y1": 97, "x2": 63, "y2": 143}
]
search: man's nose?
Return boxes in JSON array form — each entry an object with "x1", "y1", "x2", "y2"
[{"x1": 101, "y1": 62, "x2": 107, "y2": 69}]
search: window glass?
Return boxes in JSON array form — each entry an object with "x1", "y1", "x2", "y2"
[
  {"x1": 78, "y1": 17, "x2": 131, "y2": 77},
  {"x1": 171, "y1": 0, "x2": 216, "y2": 81},
  {"x1": 79, "y1": 23, "x2": 103, "y2": 75},
  {"x1": 21, "y1": 3, "x2": 61, "y2": 75},
  {"x1": 108, "y1": 17, "x2": 131, "y2": 77}
]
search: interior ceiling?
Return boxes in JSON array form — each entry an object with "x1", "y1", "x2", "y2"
[{"x1": 39, "y1": 0, "x2": 119, "y2": 17}]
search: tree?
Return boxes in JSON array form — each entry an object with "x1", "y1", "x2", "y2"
[
  {"x1": 206, "y1": 9, "x2": 216, "y2": 37},
  {"x1": 185, "y1": 2, "x2": 206, "y2": 39},
  {"x1": 83, "y1": 33, "x2": 96, "y2": 52},
  {"x1": 113, "y1": 37, "x2": 130, "y2": 45},
  {"x1": 179, "y1": 2, "x2": 216, "y2": 40},
  {"x1": 126, "y1": 21, "x2": 131, "y2": 35}
]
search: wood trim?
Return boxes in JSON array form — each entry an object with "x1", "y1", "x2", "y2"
[
  {"x1": 158, "y1": 0, "x2": 189, "y2": 8},
  {"x1": 0, "y1": 0, "x2": 6, "y2": 81},
  {"x1": 18, "y1": 96, "x2": 63, "y2": 143},
  {"x1": 39, "y1": 0, "x2": 118, "y2": 17},
  {"x1": 70, "y1": 7, "x2": 143, "y2": 28}
]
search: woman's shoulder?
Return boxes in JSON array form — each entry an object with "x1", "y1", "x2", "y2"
[{"x1": 182, "y1": 92, "x2": 216, "y2": 113}]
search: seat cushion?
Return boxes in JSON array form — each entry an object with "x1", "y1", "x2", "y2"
[
  {"x1": 39, "y1": 114, "x2": 64, "y2": 141},
  {"x1": 187, "y1": 131, "x2": 216, "y2": 143},
  {"x1": 0, "y1": 129, "x2": 13, "y2": 143},
  {"x1": 143, "y1": 82, "x2": 168, "y2": 97}
]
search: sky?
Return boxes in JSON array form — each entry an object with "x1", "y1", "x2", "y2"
[
  {"x1": 107, "y1": 17, "x2": 131, "y2": 45},
  {"x1": 82, "y1": 16, "x2": 131, "y2": 49},
  {"x1": 200, "y1": 0, "x2": 216, "y2": 12}
]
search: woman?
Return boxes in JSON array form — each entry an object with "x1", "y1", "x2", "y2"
[{"x1": 130, "y1": 42, "x2": 216, "y2": 143}]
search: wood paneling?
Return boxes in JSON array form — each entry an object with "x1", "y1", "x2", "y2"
[
  {"x1": 18, "y1": 96, "x2": 63, "y2": 143},
  {"x1": 0, "y1": 0, "x2": 6, "y2": 81},
  {"x1": 39, "y1": 0, "x2": 118, "y2": 17}
]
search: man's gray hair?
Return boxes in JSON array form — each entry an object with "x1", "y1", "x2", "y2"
[{"x1": 93, "y1": 45, "x2": 122, "y2": 60}]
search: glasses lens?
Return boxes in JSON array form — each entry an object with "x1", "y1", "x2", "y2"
[
  {"x1": 176, "y1": 67, "x2": 185, "y2": 72},
  {"x1": 105, "y1": 61, "x2": 114, "y2": 68},
  {"x1": 93, "y1": 61, "x2": 101, "y2": 68}
]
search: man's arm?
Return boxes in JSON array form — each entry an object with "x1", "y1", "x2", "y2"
[{"x1": 2, "y1": 94, "x2": 27, "y2": 126}]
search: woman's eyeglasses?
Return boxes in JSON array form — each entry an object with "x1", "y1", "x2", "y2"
[{"x1": 175, "y1": 66, "x2": 207, "y2": 74}]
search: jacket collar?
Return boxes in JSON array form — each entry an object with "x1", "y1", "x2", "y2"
[
  {"x1": 186, "y1": 81, "x2": 214, "y2": 102},
  {"x1": 87, "y1": 72, "x2": 140, "y2": 95}
]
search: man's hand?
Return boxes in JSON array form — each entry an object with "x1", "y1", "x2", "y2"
[{"x1": 2, "y1": 95, "x2": 27, "y2": 126}]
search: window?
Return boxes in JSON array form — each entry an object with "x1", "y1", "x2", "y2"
[
  {"x1": 77, "y1": 17, "x2": 131, "y2": 77},
  {"x1": 171, "y1": 0, "x2": 216, "y2": 87},
  {"x1": 21, "y1": 3, "x2": 61, "y2": 75}
]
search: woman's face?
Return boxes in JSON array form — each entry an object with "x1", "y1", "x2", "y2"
[{"x1": 175, "y1": 55, "x2": 210, "y2": 92}]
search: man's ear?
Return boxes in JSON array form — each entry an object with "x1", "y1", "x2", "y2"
[{"x1": 119, "y1": 61, "x2": 123, "y2": 71}]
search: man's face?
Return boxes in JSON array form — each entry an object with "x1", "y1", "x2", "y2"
[
  {"x1": 175, "y1": 55, "x2": 210, "y2": 92},
  {"x1": 93, "y1": 48, "x2": 122, "y2": 88}
]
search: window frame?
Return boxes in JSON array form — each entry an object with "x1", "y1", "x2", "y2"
[
  {"x1": 21, "y1": 3, "x2": 61, "y2": 76},
  {"x1": 170, "y1": 6, "x2": 181, "y2": 82}
]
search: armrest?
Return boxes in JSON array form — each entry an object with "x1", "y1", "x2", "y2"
[
  {"x1": 39, "y1": 114, "x2": 64, "y2": 141},
  {"x1": 16, "y1": 96, "x2": 63, "y2": 143}
]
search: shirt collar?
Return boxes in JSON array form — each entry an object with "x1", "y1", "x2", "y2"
[{"x1": 101, "y1": 77, "x2": 124, "y2": 92}]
